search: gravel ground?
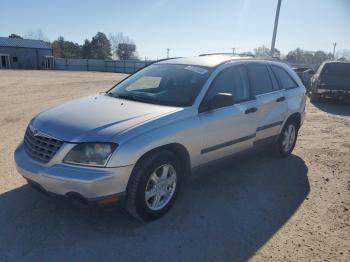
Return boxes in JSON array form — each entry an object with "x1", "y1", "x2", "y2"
[{"x1": 0, "y1": 70, "x2": 349, "y2": 262}]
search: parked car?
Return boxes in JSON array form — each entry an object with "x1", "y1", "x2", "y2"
[
  {"x1": 293, "y1": 66, "x2": 315, "y2": 89},
  {"x1": 14, "y1": 55, "x2": 306, "y2": 221},
  {"x1": 310, "y1": 61, "x2": 350, "y2": 102}
]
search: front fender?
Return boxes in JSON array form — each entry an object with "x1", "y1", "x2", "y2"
[{"x1": 107, "y1": 113, "x2": 201, "y2": 168}]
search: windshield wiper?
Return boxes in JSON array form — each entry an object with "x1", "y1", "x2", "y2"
[{"x1": 116, "y1": 94, "x2": 149, "y2": 103}]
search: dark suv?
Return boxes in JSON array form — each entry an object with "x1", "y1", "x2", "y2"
[{"x1": 310, "y1": 61, "x2": 350, "y2": 102}]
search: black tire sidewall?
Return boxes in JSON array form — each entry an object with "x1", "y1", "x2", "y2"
[
  {"x1": 131, "y1": 151, "x2": 182, "y2": 221},
  {"x1": 277, "y1": 121, "x2": 298, "y2": 157}
]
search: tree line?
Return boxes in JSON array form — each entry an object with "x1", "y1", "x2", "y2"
[
  {"x1": 51, "y1": 32, "x2": 138, "y2": 60},
  {"x1": 251, "y1": 45, "x2": 349, "y2": 66},
  {"x1": 10, "y1": 29, "x2": 350, "y2": 64},
  {"x1": 10, "y1": 30, "x2": 138, "y2": 60}
]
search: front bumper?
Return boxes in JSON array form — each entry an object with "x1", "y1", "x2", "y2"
[{"x1": 14, "y1": 143, "x2": 134, "y2": 204}]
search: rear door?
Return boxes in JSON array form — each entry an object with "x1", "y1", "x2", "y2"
[
  {"x1": 247, "y1": 63, "x2": 287, "y2": 141},
  {"x1": 271, "y1": 64, "x2": 304, "y2": 119},
  {"x1": 198, "y1": 64, "x2": 258, "y2": 164}
]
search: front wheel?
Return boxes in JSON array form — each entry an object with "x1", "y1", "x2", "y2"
[
  {"x1": 274, "y1": 120, "x2": 298, "y2": 157},
  {"x1": 125, "y1": 150, "x2": 181, "y2": 221}
]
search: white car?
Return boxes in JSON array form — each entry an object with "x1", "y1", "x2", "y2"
[{"x1": 15, "y1": 55, "x2": 306, "y2": 221}]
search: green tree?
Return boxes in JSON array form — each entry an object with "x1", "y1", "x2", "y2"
[
  {"x1": 52, "y1": 37, "x2": 81, "y2": 58},
  {"x1": 90, "y1": 32, "x2": 112, "y2": 59},
  {"x1": 81, "y1": 39, "x2": 92, "y2": 59}
]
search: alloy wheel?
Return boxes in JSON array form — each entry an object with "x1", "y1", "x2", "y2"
[{"x1": 145, "y1": 164, "x2": 177, "y2": 211}]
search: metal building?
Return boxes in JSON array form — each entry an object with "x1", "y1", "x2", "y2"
[{"x1": 0, "y1": 37, "x2": 53, "y2": 69}]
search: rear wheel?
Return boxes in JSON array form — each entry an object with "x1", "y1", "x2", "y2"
[
  {"x1": 274, "y1": 120, "x2": 298, "y2": 157},
  {"x1": 125, "y1": 150, "x2": 181, "y2": 221}
]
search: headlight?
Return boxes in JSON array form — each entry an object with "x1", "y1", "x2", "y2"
[{"x1": 63, "y1": 143, "x2": 117, "y2": 167}]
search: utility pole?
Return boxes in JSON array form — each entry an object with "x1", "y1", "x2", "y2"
[
  {"x1": 166, "y1": 48, "x2": 170, "y2": 58},
  {"x1": 232, "y1": 48, "x2": 235, "y2": 55},
  {"x1": 270, "y1": 0, "x2": 282, "y2": 56},
  {"x1": 332, "y1": 42, "x2": 337, "y2": 59}
]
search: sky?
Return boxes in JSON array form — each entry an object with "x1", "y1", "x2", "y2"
[{"x1": 1, "y1": 0, "x2": 349, "y2": 60}]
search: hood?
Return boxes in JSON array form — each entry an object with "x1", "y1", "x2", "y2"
[{"x1": 31, "y1": 93, "x2": 179, "y2": 142}]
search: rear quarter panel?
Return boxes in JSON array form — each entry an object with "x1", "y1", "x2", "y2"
[{"x1": 277, "y1": 63, "x2": 306, "y2": 131}]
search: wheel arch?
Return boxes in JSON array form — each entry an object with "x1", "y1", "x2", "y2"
[
  {"x1": 285, "y1": 112, "x2": 301, "y2": 130},
  {"x1": 130, "y1": 143, "x2": 192, "y2": 181}
]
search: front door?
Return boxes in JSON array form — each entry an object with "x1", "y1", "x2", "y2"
[{"x1": 198, "y1": 64, "x2": 258, "y2": 164}]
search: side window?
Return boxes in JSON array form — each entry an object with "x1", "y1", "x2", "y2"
[
  {"x1": 271, "y1": 66, "x2": 298, "y2": 89},
  {"x1": 247, "y1": 64, "x2": 274, "y2": 95},
  {"x1": 206, "y1": 65, "x2": 250, "y2": 103}
]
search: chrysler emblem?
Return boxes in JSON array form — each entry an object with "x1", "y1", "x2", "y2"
[
  {"x1": 29, "y1": 124, "x2": 39, "y2": 136},
  {"x1": 33, "y1": 129, "x2": 39, "y2": 136},
  {"x1": 29, "y1": 124, "x2": 56, "y2": 139}
]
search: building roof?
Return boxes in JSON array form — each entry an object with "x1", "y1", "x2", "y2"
[
  {"x1": 0, "y1": 37, "x2": 52, "y2": 49},
  {"x1": 156, "y1": 55, "x2": 253, "y2": 68}
]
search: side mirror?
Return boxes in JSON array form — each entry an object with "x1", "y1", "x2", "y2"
[{"x1": 204, "y1": 93, "x2": 234, "y2": 111}]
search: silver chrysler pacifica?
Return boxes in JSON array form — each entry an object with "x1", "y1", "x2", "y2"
[{"x1": 15, "y1": 55, "x2": 306, "y2": 220}]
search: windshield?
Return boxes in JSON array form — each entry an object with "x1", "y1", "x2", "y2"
[
  {"x1": 108, "y1": 64, "x2": 210, "y2": 107},
  {"x1": 321, "y1": 63, "x2": 350, "y2": 77}
]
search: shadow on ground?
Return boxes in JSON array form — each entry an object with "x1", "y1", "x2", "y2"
[
  {"x1": 312, "y1": 99, "x2": 350, "y2": 116},
  {"x1": 0, "y1": 153, "x2": 309, "y2": 261}
]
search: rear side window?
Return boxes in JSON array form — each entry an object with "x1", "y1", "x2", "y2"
[
  {"x1": 268, "y1": 66, "x2": 280, "y2": 90},
  {"x1": 271, "y1": 66, "x2": 298, "y2": 89},
  {"x1": 206, "y1": 65, "x2": 250, "y2": 103},
  {"x1": 247, "y1": 64, "x2": 274, "y2": 95}
]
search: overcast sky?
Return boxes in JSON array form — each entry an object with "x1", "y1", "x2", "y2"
[{"x1": 1, "y1": 0, "x2": 349, "y2": 59}]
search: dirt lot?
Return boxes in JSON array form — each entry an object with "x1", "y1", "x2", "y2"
[{"x1": 0, "y1": 70, "x2": 349, "y2": 261}]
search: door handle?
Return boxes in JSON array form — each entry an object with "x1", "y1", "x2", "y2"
[
  {"x1": 276, "y1": 97, "x2": 286, "y2": 102},
  {"x1": 245, "y1": 107, "x2": 258, "y2": 114}
]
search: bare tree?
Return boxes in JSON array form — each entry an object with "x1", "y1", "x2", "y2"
[
  {"x1": 335, "y1": 49, "x2": 350, "y2": 60},
  {"x1": 254, "y1": 45, "x2": 280, "y2": 58},
  {"x1": 109, "y1": 32, "x2": 137, "y2": 60},
  {"x1": 23, "y1": 29, "x2": 49, "y2": 41}
]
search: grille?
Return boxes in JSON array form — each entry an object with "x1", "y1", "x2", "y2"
[{"x1": 23, "y1": 127, "x2": 63, "y2": 163}]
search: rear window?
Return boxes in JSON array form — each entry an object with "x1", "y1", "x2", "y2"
[
  {"x1": 271, "y1": 66, "x2": 298, "y2": 89},
  {"x1": 321, "y1": 63, "x2": 350, "y2": 76},
  {"x1": 247, "y1": 64, "x2": 274, "y2": 95}
]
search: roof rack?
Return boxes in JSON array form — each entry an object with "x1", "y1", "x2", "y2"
[
  {"x1": 199, "y1": 53, "x2": 255, "y2": 57},
  {"x1": 145, "y1": 57, "x2": 183, "y2": 65}
]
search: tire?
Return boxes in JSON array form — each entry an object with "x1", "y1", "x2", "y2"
[
  {"x1": 310, "y1": 92, "x2": 319, "y2": 102},
  {"x1": 273, "y1": 120, "x2": 298, "y2": 158},
  {"x1": 125, "y1": 150, "x2": 182, "y2": 221}
]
